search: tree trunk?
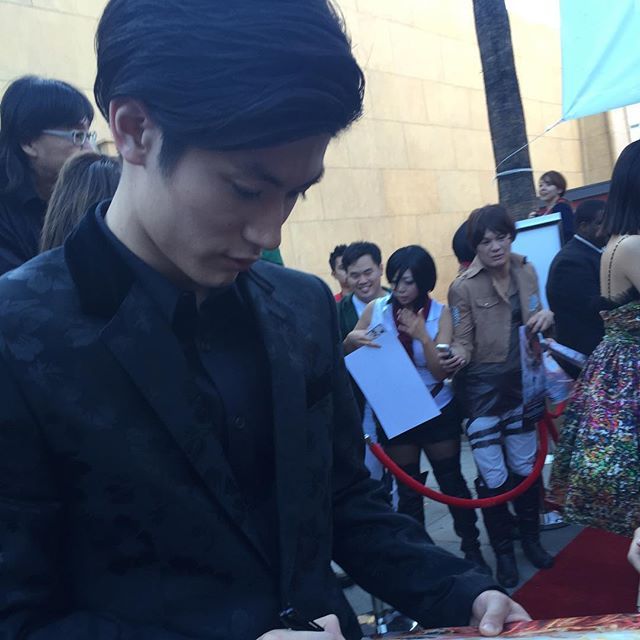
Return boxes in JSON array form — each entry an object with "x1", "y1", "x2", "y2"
[{"x1": 473, "y1": 0, "x2": 537, "y2": 220}]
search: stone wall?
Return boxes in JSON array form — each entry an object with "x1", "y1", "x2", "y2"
[{"x1": 0, "y1": 0, "x2": 612, "y2": 300}]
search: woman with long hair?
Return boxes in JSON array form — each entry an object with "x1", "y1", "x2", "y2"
[
  {"x1": 550, "y1": 141, "x2": 640, "y2": 536},
  {"x1": 345, "y1": 245, "x2": 486, "y2": 569},
  {"x1": 40, "y1": 152, "x2": 121, "y2": 251},
  {"x1": 0, "y1": 76, "x2": 94, "y2": 271}
]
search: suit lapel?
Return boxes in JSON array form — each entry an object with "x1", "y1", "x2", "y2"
[
  {"x1": 100, "y1": 282, "x2": 272, "y2": 568},
  {"x1": 240, "y1": 271, "x2": 308, "y2": 602}
]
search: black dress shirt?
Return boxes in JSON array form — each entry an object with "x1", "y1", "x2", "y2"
[
  {"x1": 0, "y1": 180, "x2": 47, "y2": 275},
  {"x1": 94, "y1": 203, "x2": 279, "y2": 564}
]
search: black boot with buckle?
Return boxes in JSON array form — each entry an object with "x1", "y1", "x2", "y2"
[
  {"x1": 433, "y1": 460, "x2": 489, "y2": 573},
  {"x1": 513, "y1": 476, "x2": 554, "y2": 569},
  {"x1": 476, "y1": 477, "x2": 519, "y2": 588}
]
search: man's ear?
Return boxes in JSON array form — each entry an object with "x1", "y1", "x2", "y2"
[{"x1": 109, "y1": 98, "x2": 158, "y2": 167}]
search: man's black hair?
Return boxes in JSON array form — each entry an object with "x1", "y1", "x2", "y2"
[
  {"x1": 466, "y1": 204, "x2": 516, "y2": 251},
  {"x1": 0, "y1": 76, "x2": 94, "y2": 195},
  {"x1": 603, "y1": 140, "x2": 640, "y2": 235},
  {"x1": 94, "y1": 0, "x2": 365, "y2": 171},
  {"x1": 575, "y1": 199, "x2": 605, "y2": 228},
  {"x1": 329, "y1": 244, "x2": 347, "y2": 271},
  {"x1": 452, "y1": 221, "x2": 475, "y2": 265},
  {"x1": 386, "y1": 245, "x2": 437, "y2": 309},
  {"x1": 341, "y1": 241, "x2": 382, "y2": 272}
]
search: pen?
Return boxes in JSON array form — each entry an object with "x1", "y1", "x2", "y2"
[{"x1": 279, "y1": 607, "x2": 324, "y2": 632}]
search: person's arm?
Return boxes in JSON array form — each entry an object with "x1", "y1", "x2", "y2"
[
  {"x1": 342, "y1": 302, "x2": 378, "y2": 354},
  {"x1": 0, "y1": 356, "x2": 196, "y2": 640},
  {"x1": 555, "y1": 201, "x2": 575, "y2": 241},
  {"x1": 395, "y1": 306, "x2": 447, "y2": 381},
  {"x1": 446, "y1": 280, "x2": 474, "y2": 369},
  {"x1": 627, "y1": 527, "x2": 640, "y2": 574},
  {"x1": 0, "y1": 205, "x2": 30, "y2": 275},
  {"x1": 524, "y1": 263, "x2": 554, "y2": 334}
]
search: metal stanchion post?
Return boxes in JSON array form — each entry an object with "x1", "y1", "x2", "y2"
[{"x1": 371, "y1": 596, "x2": 387, "y2": 636}]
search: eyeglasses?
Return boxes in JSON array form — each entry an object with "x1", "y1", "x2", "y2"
[{"x1": 41, "y1": 129, "x2": 98, "y2": 148}]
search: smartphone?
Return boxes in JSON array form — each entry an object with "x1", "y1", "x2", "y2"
[
  {"x1": 366, "y1": 324, "x2": 385, "y2": 340},
  {"x1": 436, "y1": 343, "x2": 452, "y2": 358}
]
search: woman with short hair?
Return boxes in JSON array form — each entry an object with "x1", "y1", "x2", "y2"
[
  {"x1": 346, "y1": 245, "x2": 486, "y2": 569},
  {"x1": 529, "y1": 170, "x2": 575, "y2": 242}
]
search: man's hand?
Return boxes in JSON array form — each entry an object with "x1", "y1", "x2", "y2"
[
  {"x1": 470, "y1": 590, "x2": 531, "y2": 637},
  {"x1": 258, "y1": 614, "x2": 345, "y2": 639},
  {"x1": 627, "y1": 527, "x2": 640, "y2": 573},
  {"x1": 526, "y1": 309, "x2": 554, "y2": 334}
]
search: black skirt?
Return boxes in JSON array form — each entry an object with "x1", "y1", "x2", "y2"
[{"x1": 377, "y1": 398, "x2": 462, "y2": 446}]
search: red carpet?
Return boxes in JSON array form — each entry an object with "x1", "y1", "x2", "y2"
[{"x1": 513, "y1": 527, "x2": 638, "y2": 619}]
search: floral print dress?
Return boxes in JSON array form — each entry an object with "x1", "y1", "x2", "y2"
[{"x1": 549, "y1": 297, "x2": 640, "y2": 537}]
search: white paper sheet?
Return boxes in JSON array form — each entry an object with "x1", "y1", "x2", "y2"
[{"x1": 345, "y1": 329, "x2": 440, "y2": 439}]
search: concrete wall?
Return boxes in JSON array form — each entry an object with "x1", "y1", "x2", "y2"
[
  {"x1": 0, "y1": 0, "x2": 613, "y2": 300},
  {"x1": 0, "y1": 0, "x2": 110, "y2": 142},
  {"x1": 285, "y1": 0, "x2": 591, "y2": 299}
]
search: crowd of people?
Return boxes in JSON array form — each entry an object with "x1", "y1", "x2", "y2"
[
  {"x1": 0, "y1": 0, "x2": 638, "y2": 638},
  {"x1": 333, "y1": 204, "x2": 557, "y2": 589},
  {"x1": 0, "y1": 1, "x2": 529, "y2": 639},
  {"x1": 331, "y1": 143, "x2": 640, "y2": 601}
]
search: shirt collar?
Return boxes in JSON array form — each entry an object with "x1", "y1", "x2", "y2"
[
  {"x1": 94, "y1": 202, "x2": 183, "y2": 326},
  {"x1": 574, "y1": 234, "x2": 604, "y2": 254},
  {"x1": 93, "y1": 201, "x2": 238, "y2": 333},
  {"x1": 464, "y1": 252, "x2": 527, "y2": 279}
]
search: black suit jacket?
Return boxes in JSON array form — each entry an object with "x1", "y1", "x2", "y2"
[
  {"x1": 547, "y1": 237, "x2": 604, "y2": 361},
  {"x1": 0, "y1": 209, "x2": 497, "y2": 639}
]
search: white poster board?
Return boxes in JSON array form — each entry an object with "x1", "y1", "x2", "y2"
[
  {"x1": 345, "y1": 328, "x2": 440, "y2": 439},
  {"x1": 512, "y1": 213, "x2": 563, "y2": 309}
]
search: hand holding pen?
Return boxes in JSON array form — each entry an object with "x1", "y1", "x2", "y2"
[{"x1": 257, "y1": 612, "x2": 345, "y2": 639}]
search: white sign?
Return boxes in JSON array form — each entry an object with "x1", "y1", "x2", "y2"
[
  {"x1": 345, "y1": 328, "x2": 440, "y2": 439},
  {"x1": 513, "y1": 212, "x2": 563, "y2": 309}
]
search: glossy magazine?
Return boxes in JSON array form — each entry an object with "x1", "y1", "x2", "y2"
[{"x1": 382, "y1": 614, "x2": 640, "y2": 639}]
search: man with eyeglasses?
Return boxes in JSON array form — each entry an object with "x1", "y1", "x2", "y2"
[{"x1": 0, "y1": 75, "x2": 95, "y2": 274}]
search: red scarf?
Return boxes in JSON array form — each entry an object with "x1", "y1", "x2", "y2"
[{"x1": 392, "y1": 297, "x2": 431, "y2": 363}]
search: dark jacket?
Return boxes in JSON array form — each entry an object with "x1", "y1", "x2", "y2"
[
  {"x1": 336, "y1": 291, "x2": 359, "y2": 340},
  {"x1": 0, "y1": 208, "x2": 498, "y2": 639},
  {"x1": 0, "y1": 181, "x2": 46, "y2": 275},
  {"x1": 536, "y1": 198, "x2": 574, "y2": 243},
  {"x1": 546, "y1": 236, "x2": 604, "y2": 361}
]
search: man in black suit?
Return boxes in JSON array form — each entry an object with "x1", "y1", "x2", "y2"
[
  {"x1": 547, "y1": 199, "x2": 608, "y2": 378},
  {"x1": 0, "y1": 1, "x2": 528, "y2": 638}
]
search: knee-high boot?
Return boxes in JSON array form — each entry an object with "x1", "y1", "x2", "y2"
[
  {"x1": 395, "y1": 462, "x2": 434, "y2": 542},
  {"x1": 476, "y1": 477, "x2": 519, "y2": 588},
  {"x1": 512, "y1": 476, "x2": 554, "y2": 569},
  {"x1": 431, "y1": 459, "x2": 486, "y2": 568}
]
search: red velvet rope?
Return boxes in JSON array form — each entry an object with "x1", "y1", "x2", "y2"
[{"x1": 366, "y1": 412, "x2": 554, "y2": 509}]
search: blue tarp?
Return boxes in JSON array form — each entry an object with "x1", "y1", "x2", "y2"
[{"x1": 561, "y1": 0, "x2": 640, "y2": 120}]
